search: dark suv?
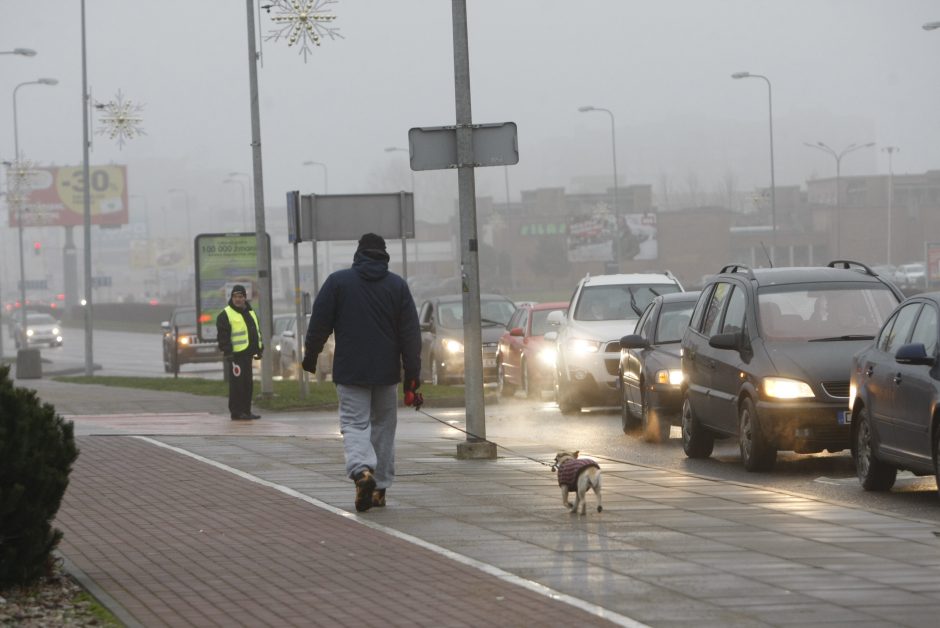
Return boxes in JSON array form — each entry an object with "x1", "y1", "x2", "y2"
[
  {"x1": 680, "y1": 261, "x2": 903, "y2": 471},
  {"x1": 162, "y1": 306, "x2": 224, "y2": 373}
]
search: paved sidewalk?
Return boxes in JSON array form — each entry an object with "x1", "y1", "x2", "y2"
[{"x1": 22, "y1": 380, "x2": 940, "y2": 626}]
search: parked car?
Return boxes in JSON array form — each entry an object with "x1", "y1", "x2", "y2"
[
  {"x1": 849, "y1": 292, "x2": 940, "y2": 495},
  {"x1": 895, "y1": 262, "x2": 926, "y2": 289},
  {"x1": 279, "y1": 314, "x2": 334, "y2": 382},
  {"x1": 496, "y1": 301, "x2": 569, "y2": 399},
  {"x1": 418, "y1": 294, "x2": 516, "y2": 385},
  {"x1": 161, "y1": 306, "x2": 223, "y2": 373},
  {"x1": 269, "y1": 314, "x2": 295, "y2": 377},
  {"x1": 680, "y1": 261, "x2": 903, "y2": 472},
  {"x1": 619, "y1": 291, "x2": 700, "y2": 442},
  {"x1": 550, "y1": 272, "x2": 684, "y2": 415},
  {"x1": 13, "y1": 312, "x2": 63, "y2": 349}
]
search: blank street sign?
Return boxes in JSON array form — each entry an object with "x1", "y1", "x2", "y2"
[{"x1": 408, "y1": 122, "x2": 518, "y2": 171}]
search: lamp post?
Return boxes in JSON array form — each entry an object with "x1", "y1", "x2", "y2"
[
  {"x1": 301, "y1": 160, "x2": 329, "y2": 194},
  {"x1": 803, "y1": 141, "x2": 875, "y2": 258},
  {"x1": 12, "y1": 78, "x2": 58, "y2": 327},
  {"x1": 732, "y1": 71, "x2": 777, "y2": 264},
  {"x1": 223, "y1": 178, "x2": 248, "y2": 231},
  {"x1": 578, "y1": 105, "x2": 620, "y2": 271},
  {"x1": 882, "y1": 146, "x2": 900, "y2": 266},
  {"x1": 228, "y1": 171, "x2": 252, "y2": 230}
]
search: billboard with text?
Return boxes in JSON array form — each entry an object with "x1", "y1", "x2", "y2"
[{"x1": 6, "y1": 165, "x2": 128, "y2": 228}]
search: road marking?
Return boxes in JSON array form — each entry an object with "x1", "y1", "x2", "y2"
[{"x1": 135, "y1": 435, "x2": 647, "y2": 628}]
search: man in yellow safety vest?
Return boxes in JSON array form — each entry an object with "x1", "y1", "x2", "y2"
[{"x1": 216, "y1": 284, "x2": 262, "y2": 420}]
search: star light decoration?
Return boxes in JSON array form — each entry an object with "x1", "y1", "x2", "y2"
[
  {"x1": 264, "y1": 0, "x2": 342, "y2": 62},
  {"x1": 95, "y1": 90, "x2": 145, "y2": 149}
]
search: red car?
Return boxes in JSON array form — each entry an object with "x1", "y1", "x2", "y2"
[{"x1": 497, "y1": 301, "x2": 569, "y2": 399}]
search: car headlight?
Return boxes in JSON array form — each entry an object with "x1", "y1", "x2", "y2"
[
  {"x1": 179, "y1": 336, "x2": 191, "y2": 346},
  {"x1": 567, "y1": 338, "x2": 600, "y2": 353},
  {"x1": 655, "y1": 369, "x2": 684, "y2": 386},
  {"x1": 443, "y1": 339, "x2": 464, "y2": 353},
  {"x1": 52, "y1": 327, "x2": 60, "y2": 335},
  {"x1": 275, "y1": 342, "x2": 282, "y2": 352},
  {"x1": 26, "y1": 329, "x2": 34, "y2": 337},
  {"x1": 538, "y1": 347, "x2": 556, "y2": 366},
  {"x1": 763, "y1": 377, "x2": 815, "y2": 399}
]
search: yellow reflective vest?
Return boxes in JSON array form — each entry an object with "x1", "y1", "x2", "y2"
[{"x1": 223, "y1": 306, "x2": 262, "y2": 354}]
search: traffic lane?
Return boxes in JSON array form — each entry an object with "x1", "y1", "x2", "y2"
[{"x1": 483, "y1": 396, "x2": 940, "y2": 523}]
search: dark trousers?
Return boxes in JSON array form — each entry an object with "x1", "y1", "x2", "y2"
[{"x1": 227, "y1": 353, "x2": 254, "y2": 417}]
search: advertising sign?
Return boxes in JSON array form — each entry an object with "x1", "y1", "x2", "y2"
[
  {"x1": 926, "y1": 242, "x2": 940, "y2": 285},
  {"x1": 6, "y1": 165, "x2": 128, "y2": 227},
  {"x1": 566, "y1": 207, "x2": 659, "y2": 263},
  {"x1": 194, "y1": 232, "x2": 270, "y2": 342}
]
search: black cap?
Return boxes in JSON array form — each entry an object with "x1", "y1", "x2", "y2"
[
  {"x1": 231, "y1": 284, "x2": 247, "y2": 297},
  {"x1": 357, "y1": 233, "x2": 386, "y2": 252}
]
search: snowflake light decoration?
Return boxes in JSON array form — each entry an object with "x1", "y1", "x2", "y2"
[
  {"x1": 95, "y1": 90, "x2": 145, "y2": 149},
  {"x1": 264, "y1": 0, "x2": 342, "y2": 62}
]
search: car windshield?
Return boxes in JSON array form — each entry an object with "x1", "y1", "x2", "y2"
[
  {"x1": 26, "y1": 313, "x2": 56, "y2": 325},
  {"x1": 574, "y1": 284, "x2": 681, "y2": 321},
  {"x1": 174, "y1": 310, "x2": 197, "y2": 326},
  {"x1": 757, "y1": 285, "x2": 898, "y2": 340},
  {"x1": 531, "y1": 308, "x2": 566, "y2": 336},
  {"x1": 655, "y1": 301, "x2": 695, "y2": 344},
  {"x1": 436, "y1": 299, "x2": 515, "y2": 329}
]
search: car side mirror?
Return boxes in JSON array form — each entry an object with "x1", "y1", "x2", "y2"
[
  {"x1": 895, "y1": 342, "x2": 935, "y2": 366},
  {"x1": 619, "y1": 334, "x2": 648, "y2": 350},
  {"x1": 708, "y1": 332, "x2": 741, "y2": 351},
  {"x1": 543, "y1": 331, "x2": 558, "y2": 342},
  {"x1": 510, "y1": 327, "x2": 524, "y2": 337},
  {"x1": 161, "y1": 321, "x2": 170, "y2": 330},
  {"x1": 283, "y1": 329, "x2": 294, "y2": 338},
  {"x1": 546, "y1": 310, "x2": 564, "y2": 326}
]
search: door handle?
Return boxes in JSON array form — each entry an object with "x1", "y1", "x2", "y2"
[{"x1": 893, "y1": 373, "x2": 902, "y2": 385}]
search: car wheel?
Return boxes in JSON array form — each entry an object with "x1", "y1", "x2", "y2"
[
  {"x1": 163, "y1": 347, "x2": 172, "y2": 373},
  {"x1": 431, "y1": 356, "x2": 445, "y2": 386},
  {"x1": 681, "y1": 395, "x2": 714, "y2": 458},
  {"x1": 739, "y1": 397, "x2": 777, "y2": 472},
  {"x1": 620, "y1": 372, "x2": 640, "y2": 432},
  {"x1": 497, "y1": 362, "x2": 515, "y2": 398},
  {"x1": 641, "y1": 390, "x2": 671, "y2": 444},
  {"x1": 854, "y1": 407, "x2": 897, "y2": 491},
  {"x1": 933, "y1": 426, "x2": 940, "y2": 502},
  {"x1": 555, "y1": 366, "x2": 581, "y2": 416}
]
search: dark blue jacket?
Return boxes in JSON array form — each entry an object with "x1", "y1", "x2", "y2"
[{"x1": 304, "y1": 251, "x2": 421, "y2": 386}]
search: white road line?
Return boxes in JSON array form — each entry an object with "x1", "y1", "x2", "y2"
[{"x1": 135, "y1": 435, "x2": 647, "y2": 628}]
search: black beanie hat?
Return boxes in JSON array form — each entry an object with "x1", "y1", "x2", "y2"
[
  {"x1": 356, "y1": 233, "x2": 389, "y2": 261},
  {"x1": 231, "y1": 284, "x2": 247, "y2": 297}
]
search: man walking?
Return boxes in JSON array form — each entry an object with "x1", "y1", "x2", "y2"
[
  {"x1": 216, "y1": 284, "x2": 263, "y2": 420},
  {"x1": 302, "y1": 233, "x2": 421, "y2": 512}
]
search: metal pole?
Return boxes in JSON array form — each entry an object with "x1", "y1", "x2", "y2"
[
  {"x1": 835, "y1": 156, "x2": 841, "y2": 259},
  {"x1": 606, "y1": 109, "x2": 619, "y2": 271},
  {"x1": 452, "y1": 0, "x2": 491, "y2": 458},
  {"x1": 292, "y1": 240, "x2": 306, "y2": 399},
  {"x1": 245, "y1": 0, "x2": 273, "y2": 397},
  {"x1": 13, "y1": 84, "x2": 29, "y2": 328},
  {"x1": 764, "y1": 77, "x2": 777, "y2": 263},
  {"x1": 883, "y1": 146, "x2": 899, "y2": 266},
  {"x1": 81, "y1": 0, "x2": 94, "y2": 376}
]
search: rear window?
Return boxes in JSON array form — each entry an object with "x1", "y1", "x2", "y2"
[
  {"x1": 574, "y1": 284, "x2": 680, "y2": 321},
  {"x1": 757, "y1": 284, "x2": 899, "y2": 340},
  {"x1": 174, "y1": 310, "x2": 197, "y2": 326}
]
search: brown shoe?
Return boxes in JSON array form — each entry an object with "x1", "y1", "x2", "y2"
[
  {"x1": 354, "y1": 470, "x2": 376, "y2": 512},
  {"x1": 372, "y1": 488, "x2": 386, "y2": 507}
]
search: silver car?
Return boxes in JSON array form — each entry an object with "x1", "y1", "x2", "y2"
[{"x1": 14, "y1": 312, "x2": 63, "y2": 348}]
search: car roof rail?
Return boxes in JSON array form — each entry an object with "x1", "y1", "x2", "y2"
[
  {"x1": 718, "y1": 263, "x2": 756, "y2": 280},
  {"x1": 827, "y1": 259, "x2": 876, "y2": 276}
]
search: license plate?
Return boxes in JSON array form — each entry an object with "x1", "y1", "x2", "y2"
[
  {"x1": 197, "y1": 346, "x2": 217, "y2": 353},
  {"x1": 483, "y1": 359, "x2": 496, "y2": 368},
  {"x1": 838, "y1": 410, "x2": 852, "y2": 425}
]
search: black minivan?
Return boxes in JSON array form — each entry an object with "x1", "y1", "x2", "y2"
[{"x1": 680, "y1": 261, "x2": 903, "y2": 471}]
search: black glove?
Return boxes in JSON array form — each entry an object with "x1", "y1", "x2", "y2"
[{"x1": 301, "y1": 351, "x2": 317, "y2": 374}]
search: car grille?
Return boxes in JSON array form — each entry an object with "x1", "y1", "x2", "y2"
[{"x1": 821, "y1": 381, "x2": 850, "y2": 398}]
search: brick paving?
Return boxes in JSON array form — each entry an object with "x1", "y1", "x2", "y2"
[{"x1": 57, "y1": 436, "x2": 623, "y2": 627}]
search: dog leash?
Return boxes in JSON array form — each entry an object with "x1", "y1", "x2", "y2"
[{"x1": 414, "y1": 407, "x2": 555, "y2": 468}]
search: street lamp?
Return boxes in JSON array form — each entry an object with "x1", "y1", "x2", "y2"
[
  {"x1": 882, "y1": 146, "x2": 900, "y2": 266},
  {"x1": 732, "y1": 71, "x2": 777, "y2": 263},
  {"x1": 302, "y1": 160, "x2": 329, "y2": 194},
  {"x1": 228, "y1": 171, "x2": 252, "y2": 230},
  {"x1": 0, "y1": 48, "x2": 37, "y2": 57},
  {"x1": 578, "y1": 105, "x2": 620, "y2": 271},
  {"x1": 223, "y1": 178, "x2": 248, "y2": 230},
  {"x1": 12, "y1": 78, "x2": 58, "y2": 327},
  {"x1": 803, "y1": 141, "x2": 876, "y2": 258},
  {"x1": 923, "y1": 21, "x2": 940, "y2": 31}
]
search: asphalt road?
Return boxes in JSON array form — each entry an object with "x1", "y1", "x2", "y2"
[{"x1": 9, "y1": 326, "x2": 940, "y2": 524}]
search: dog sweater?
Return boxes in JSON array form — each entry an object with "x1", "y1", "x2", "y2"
[{"x1": 557, "y1": 458, "x2": 599, "y2": 491}]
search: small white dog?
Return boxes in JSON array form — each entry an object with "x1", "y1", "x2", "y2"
[{"x1": 553, "y1": 451, "x2": 602, "y2": 515}]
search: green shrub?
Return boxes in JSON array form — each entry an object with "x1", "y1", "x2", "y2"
[{"x1": 0, "y1": 365, "x2": 79, "y2": 590}]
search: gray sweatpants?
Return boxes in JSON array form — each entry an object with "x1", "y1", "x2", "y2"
[{"x1": 336, "y1": 383, "x2": 398, "y2": 489}]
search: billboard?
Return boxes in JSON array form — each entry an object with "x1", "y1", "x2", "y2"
[
  {"x1": 566, "y1": 206, "x2": 659, "y2": 263},
  {"x1": 6, "y1": 165, "x2": 128, "y2": 227},
  {"x1": 194, "y1": 232, "x2": 270, "y2": 342}
]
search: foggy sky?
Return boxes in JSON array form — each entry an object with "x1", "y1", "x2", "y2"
[{"x1": 2, "y1": 0, "x2": 939, "y2": 228}]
